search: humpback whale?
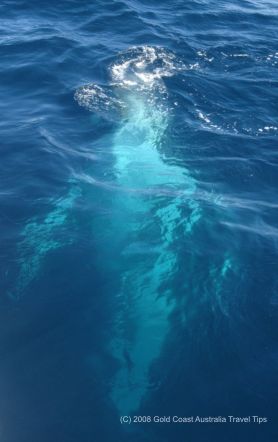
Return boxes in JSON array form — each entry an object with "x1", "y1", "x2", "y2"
[
  {"x1": 75, "y1": 46, "x2": 202, "y2": 413},
  {"x1": 11, "y1": 46, "x2": 236, "y2": 415}
]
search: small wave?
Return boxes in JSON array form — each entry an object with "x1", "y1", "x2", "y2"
[{"x1": 195, "y1": 108, "x2": 278, "y2": 138}]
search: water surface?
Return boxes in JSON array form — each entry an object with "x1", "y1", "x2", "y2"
[{"x1": 0, "y1": 1, "x2": 278, "y2": 441}]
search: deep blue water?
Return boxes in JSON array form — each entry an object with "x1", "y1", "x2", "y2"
[{"x1": 1, "y1": 1, "x2": 278, "y2": 441}]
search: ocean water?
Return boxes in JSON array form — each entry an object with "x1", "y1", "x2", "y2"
[{"x1": 0, "y1": 0, "x2": 278, "y2": 441}]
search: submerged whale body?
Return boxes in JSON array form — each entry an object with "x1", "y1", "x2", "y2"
[
  {"x1": 75, "y1": 46, "x2": 202, "y2": 413},
  {"x1": 11, "y1": 46, "x2": 235, "y2": 416}
]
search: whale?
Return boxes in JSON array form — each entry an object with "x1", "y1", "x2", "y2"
[
  {"x1": 10, "y1": 46, "x2": 236, "y2": 416},
  {"x1": 75, "y1": 46, "x2": 203, "y2": 413}
]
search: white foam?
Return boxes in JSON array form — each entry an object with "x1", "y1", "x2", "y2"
[
  {"x1": 198, "y1": 111, "x2": 211, "y2": 124},
  {"x1": 110, "y1": 46, "x2": 179, "y2": 90},
  {"x1": 258, "y1": 126, "x2": 277, "y2": 133},
  {"x1": 74, "y1": 83, "x2": 126, "y2": 118}
]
